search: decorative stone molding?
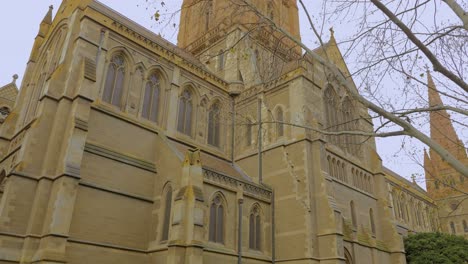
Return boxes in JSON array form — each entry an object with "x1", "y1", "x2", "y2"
[
  {"x1": 203, "y1": 169, "x2": 271, "y2": 201},
  {"x1": 84, "y1": 142, "x2": 156, "y2": 172}
]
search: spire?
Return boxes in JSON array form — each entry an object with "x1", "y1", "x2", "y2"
[
  {"x1": 38, "y1": 5, "x2": 53, "y2": 37},
  {"x1": 42, "y1": 5, "x2": 54, "y2": 25},
  {"x1": 427, "y1": 71, "x2": 461, "y2": 157},
  {"x1": 427, "y1": 71, "x2": 443, "y2": 108}
]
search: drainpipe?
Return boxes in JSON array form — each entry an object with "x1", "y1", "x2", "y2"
[
  {"x1": 257, "y1": 97, "x2": 263, "y2": 184},
  {"x1": 238, "y1": 197, "x2": 244, "y2": 264},
  {"x1": 231, "y1": 94, "x2": 236, "y2": 164},
  {"x1": 96, "y1": 30, "x2": 105, "y2": 66},
  {"x1": 271, "y1": 190, "x2": 276, "y2": 264}
]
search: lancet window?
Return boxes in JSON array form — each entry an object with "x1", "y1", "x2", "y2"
[
  {"x1": 209, "y1": 195, "x2": 225, "y2": 243},
  {"x1": 142, "y1": 73, "x2": 161, "y2": 122},
  {"x1": 177, "y1": 89, "x2": 193, "y2": 136},
  {"x1": 249, "y1": 205, "x2": 261, "y2": 250},
  {"x1": 208, "y1": 102, "x2": 221, "y2": 147},
  {"x1": 103, "y1": 54, "x2": 126, "y2": 107}
]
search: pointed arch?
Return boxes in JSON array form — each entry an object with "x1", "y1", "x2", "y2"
[
  {"x1": 324, "y1": 86, "x2": 340, "y2": 145},
  {"x1": 177, "y1": 87, "x2": 195, "y2": 136},
  {"x1": 369, "y1": 208, "x2": 376, "y2": 235},
  {"x1": 246, "y1": 118, "x2": 254, "y2": 147},
  {"x1": 47, "y1": 25, "x2": 68, "y2": 75},
  {"x1": 161, "y1": 184, "x2": 173, "y2": 241},
  {"x1": 0, "y1": 170, "x2": 6, "y2": 204},
  {"x1": 103, "y1": 52, "x2": 127, "y2": 107},
  {"x1": 209, "y1": 192, "x2": 226, "y2": 244},
  {"x1": 142, "y1": 71, "x2": 162, "y2": 122},
  {"x1": 344, "y1": 248, "x2": 353, "y2": 264},
  {"x1": 275, "y1": 106, "x2": 284, "y2": 138},
  {"x1": 350, "y1": 200, "x2": 357, "y2": 229},
  {"x1": 450, "y1": 221, "x2": 456, "y2": 234},
  {"x1": 218, "y1": 50, "x2": 224, "y2": 71},
  {"x1": 207, "y1": 100, "x2": 221, "y2": 147},
  {"x1": 249, "y1": 203, "x2": 262, "y2": 250}
]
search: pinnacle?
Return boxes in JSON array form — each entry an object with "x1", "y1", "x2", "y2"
[{"x1": 42, "y1": 5, "x2": 54, "y2": 25}]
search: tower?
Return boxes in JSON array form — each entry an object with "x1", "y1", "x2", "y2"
[
  {"x1": 424, "y1": 72, "x2": 468, "y2": 236},
  {"x1": 178, "y1": 0, "x2": 301, "y2": 49},
  {"x1": 424, "y1": 72, "x2": 468, "y2": 197},
  {"x1": 177, "y1": 0, "x2": 301, "y2": 86}
]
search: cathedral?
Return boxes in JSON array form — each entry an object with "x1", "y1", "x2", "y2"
[{"x1": 0, "y1": 1, "x2": 466, "y2": 263}]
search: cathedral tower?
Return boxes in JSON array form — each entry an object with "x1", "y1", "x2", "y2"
[
  {"x1": 177, "y1": 0, "x2": 301, "y2": 49},
  {"x1": 177, "y1": 0, "x2": 302, "y2": 87},
  {"x1": 424, "y1": 72, "x2": 468, "y2": 236},
  {"x1": 424, "y1": 72, "x2": 468, "y2": 197}
]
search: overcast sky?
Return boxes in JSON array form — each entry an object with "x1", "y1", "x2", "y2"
[{"x1": 1, "y1": 1, "x2": 457, "y2": 187}]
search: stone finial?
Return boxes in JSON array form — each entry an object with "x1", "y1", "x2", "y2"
[
  {"x1": 12, "y1": 74, "x2": 18, "y2": 84},
  {"x1": 42, "y1": 5, "x2": 54, "y2": 25},
  {"x1": 411, "y1": 174, "x2": 416, "y2": 183},
  {"x1": 329, "y1": 27, "x2": 335, "y2": 39}
]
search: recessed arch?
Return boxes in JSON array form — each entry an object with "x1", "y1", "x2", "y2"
[
  {"x1": 207, "y1": 99, "x2": 222, "y2": 147},
  {"x1": 249, "y1": 203, "x2": 262, "y2": 251},
  {"x1": 177, "y1": 85, "x2": 197, "y2": 136},
  {"x1": 209, "y1": 191, "x2": 227, "y2": 244},
  {"x1": 344, "y1": 247, "x2": 353, "y2": 264},
  {"x1": 102, "y1": 49, "x2": 133, "y2": 107}
]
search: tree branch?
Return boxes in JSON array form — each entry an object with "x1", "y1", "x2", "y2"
[
  {"x1": 442, "y1": 0, "x2": 468, "y2": 30},
  {"x1": 370, "y1": 0, "x2": 468, "y2": 93},
  {"x1": 240, "y1": 0, "x2": 468, "y2": 178}
]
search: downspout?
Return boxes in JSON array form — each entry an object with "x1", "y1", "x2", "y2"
[
  {"x1": 238, "y1": 198, "x2": 244, "y2": 264},
  {"x1": 95, "y1": 30, "x2": 105, "y2": 66},
  {"x1": 231, "y1": 94, "x2": 236, "y2": 164},
  {"x1": 271, "y1": 190, "x2": 276, "y2": 264},
  {"x1": 257, "y1": 97, "x2": 263, "y2": 184}
]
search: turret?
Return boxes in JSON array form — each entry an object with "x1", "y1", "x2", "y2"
[{"x1": 29, "y1": 5, "x2": 53, "y2": 62}]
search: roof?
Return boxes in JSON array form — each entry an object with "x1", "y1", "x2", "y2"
[
  {"x1": 0, "y1": 75, "x2": 19, "y2": 104},
  {"x1": 90, "y1": 1, "x2": 209, "y2": 71},
  {"x1": 168, "y1": 139, "x2": 254, "y2": 183},
  {"x1": 383, "y1": 166, "x2": 433, "y2": 201}
]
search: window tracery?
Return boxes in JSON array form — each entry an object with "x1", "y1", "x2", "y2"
[
  {"x1": 177, "y1": 89, "x2": 193, "y2": 136},
  {"x1": 161, "y1": 186, "x2": 172, "y2": 241},
  {"x1": 142, "y1": 72, "x2": 161, "y2": 122},
  {"x1": 208, "y1": 102, "x2": 221, "y2": 147},
  {"x1": 276, "y1": 107, "x2": 284, "y2": 138},
  {"x1": 209, "y1": 194, "x2": 225, "y2": 243},
  {"x1": 103, "y1": 54, "x2": 126, "y2": 107},
  {"x1": 249, "y1": 205, "x2": 261, "y2": 250}
]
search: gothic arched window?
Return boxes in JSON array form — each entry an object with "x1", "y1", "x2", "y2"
[
  {"x1": 450, "y1": 221, "x2": 456, "y2": 234},
  {"x1": 142, "y1": 73, "x2": 161, "y2": 122},
  {"x1": 48, "y1": 27, "x2": 67, "y2": 75},
  {"x1": 205, "y1": 0, "x2": 213, "y2": 31},
  {"x1": 218, "y1": 50, "x2": 224, "y2": 71},
  {"x1": 0, "y1": 107, "x2": 10, "y2": 116},
  {"x1": 177, "y1": 89, "x2": 193, "y2": 136},
  {"x1": 161, "y1": 186, "x2": 173, "y2": 241},
  {"x1": 267, "y1": 1, "x2": 274, "y2": 20},
  {"x1": 463, "y1": 220, "x2": 468, "y2": 232},
  {"x1": 208, "y1": 102, "x2": 221, "y2": 147},
  {"x1": 276, "y1": 107, "x2": 284, "y2": 138},
  {"x1": 369, "y1": 208, "x2": 376, "y2": 235},
  {"x1": 249, "y1": 205, "x2": 261, "y2": 250},
  {"x1": 0, "y1": 171, "x2": 6, "y2": 205},
  {"x1": 246, "y1": 119, "x2": 253, "y2": 147},
  {"x1": 350, "y1": 201, "x2": 357, "y2": 228},
  {"x1": 103, "y1": 54, "x2": 126, "y2": 107},
  {"x1": 209, "y1": 195, "x2": 225, "y2": 243},
  {"x1": 324, "y1": 87, "x2": 340, "y2": 145}
]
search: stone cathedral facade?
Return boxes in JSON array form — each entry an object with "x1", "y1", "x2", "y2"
[{"x1": 0, "y1": 1, "x2": 466, "y2": 264}]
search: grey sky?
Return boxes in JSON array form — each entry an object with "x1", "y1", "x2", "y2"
[{"x1": 2, "y1": 1, "x2": 461, "y2": 188}]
